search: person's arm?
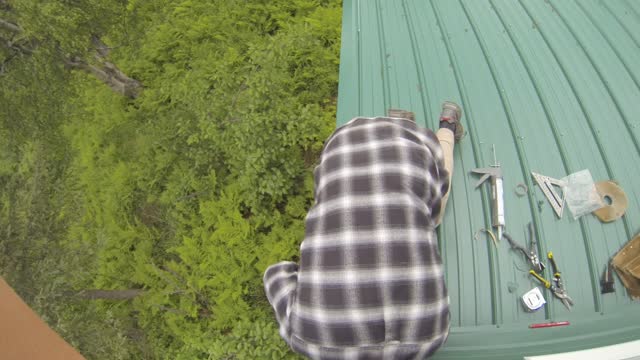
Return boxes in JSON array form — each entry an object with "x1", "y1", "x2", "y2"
[
  {"x1": 435, "y1": 127, "x2": 455, "y2": 226},
  {"x1": 0, "y1": 277, "x2": 85, "y2": 360}
]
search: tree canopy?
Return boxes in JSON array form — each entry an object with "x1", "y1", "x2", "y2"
[{"x1": 0, "y1": 0, "x2": 341, "y2": 358}]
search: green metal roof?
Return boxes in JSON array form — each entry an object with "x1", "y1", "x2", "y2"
[{"x1": 337, "y1": 0, "x2": 640, "y2": 358}]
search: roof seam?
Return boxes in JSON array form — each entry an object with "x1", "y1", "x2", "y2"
[
  {"x1": 356, "y1": 0, "x2": 362, "y2": 115},
  {"x1": 580, "y1": 2, "x2": 640, "y2": 93},
  {"x1": 460, "y1": 0, "x2": 542, "y2": 322},
  {"x1": 401, "y1": 0, "x2": 433, "y2": 127},
  {"x1": 548, "y1": 0, "x2": 640, "y2": 158},
  {"x1": 572, "y1": 0, "x2": 635, "y2": 241},
  {"x1": 600, "y1": 1, "x2": 640, "y2": 51},
  {"x1": 488, "y1": 0, "x2": 572, "y2": 320},
  {"x1": 430, "y1": 0, "x2": 498, "y2": 326},
  {"x1": 519, "y1": 0, "x2": 604, "y2": 313},
  {"x1": 374, "y1": 0, "x2": 391, "y2": 111}
]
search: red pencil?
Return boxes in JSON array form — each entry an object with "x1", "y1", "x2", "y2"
[{"x1": 529, "y1": 321, "x2": 570, "y2": 329}]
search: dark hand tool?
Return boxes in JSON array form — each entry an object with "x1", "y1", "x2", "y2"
[
  {"x1": 504, "y1": 223, "x2": 545, "y2": 273},
  {"x1": 601, "y1": 260, "x2": 615, "y2": 294},
  {"x1": 548, "y1": 251, "x2": 574, "y2": 310},
  {"x1": 529, "y1": 252, "x2": 574, "y2": 311}
]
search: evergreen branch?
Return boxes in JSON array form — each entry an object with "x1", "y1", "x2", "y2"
[
  {"x1": 0, "y1": 17, "x2": 21, "y2": 33},
  {"x1": 0, "y1": 43, "x2": 15, "y2": 75},
  {"x1": 73, "y1": 289, "x2": 144, "y2": 300},
  {"x1": 0, "y1": 18, "x2": 141, "y2": 98},
  {"x1": 0, "y1": 34, "x2": 33, "y2": 55},
  {"x1": 91, "y1": 34, "x2": 110, "y2": 57},
  {"x1": 64, "y1": 55, "x2": 141, "y2": 98},
  {"x1": 176, "y1": 190, "x2": 208, "y2": 202}
]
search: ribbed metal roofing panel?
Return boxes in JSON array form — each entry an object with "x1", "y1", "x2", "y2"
[{"x1": 337, "y1": 0, "x2": 640, "y2": 358}]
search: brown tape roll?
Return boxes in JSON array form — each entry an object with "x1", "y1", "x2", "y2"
[{"x1": 592, "y1": 181, "x2": 628, "y2": 222}]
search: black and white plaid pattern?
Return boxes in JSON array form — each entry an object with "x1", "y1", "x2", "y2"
[{"x1": 264, "y1": 117, "x2": 451, "y2": 359}]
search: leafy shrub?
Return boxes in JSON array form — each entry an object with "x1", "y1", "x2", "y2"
[{"x1": 0, "y1": 0, "x2": 340, "y2": 358}]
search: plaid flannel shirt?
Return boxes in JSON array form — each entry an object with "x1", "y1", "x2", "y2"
[{"x1": 264, "y1": 117, "x2": 451, "y2": 359}]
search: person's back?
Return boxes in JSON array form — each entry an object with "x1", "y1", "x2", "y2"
[{"x1": 265, "y1": 103, "x2": 463, "y2": 359}]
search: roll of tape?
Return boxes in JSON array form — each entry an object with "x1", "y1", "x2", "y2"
[{"x1": 592, "y1": 181, "x2": 628, "y2": 222}]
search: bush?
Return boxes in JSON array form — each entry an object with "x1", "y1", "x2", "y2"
[{"x1": 0, "y1": 0, "x2": 340, "y2": 358}]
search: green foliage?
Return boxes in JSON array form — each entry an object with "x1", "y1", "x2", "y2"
[
  {"x1": 11, "y1": 0, "x2": 128, "y2": 55},
  {"x1": 1, "y1": 0, "x2": 340, "y2": 358},
  {"x1": 0, "y1": 49, "x2": 69, "y2": 143},
  {"x1": 207, "y1": 319, "x2": 299, "y2": 360}
]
